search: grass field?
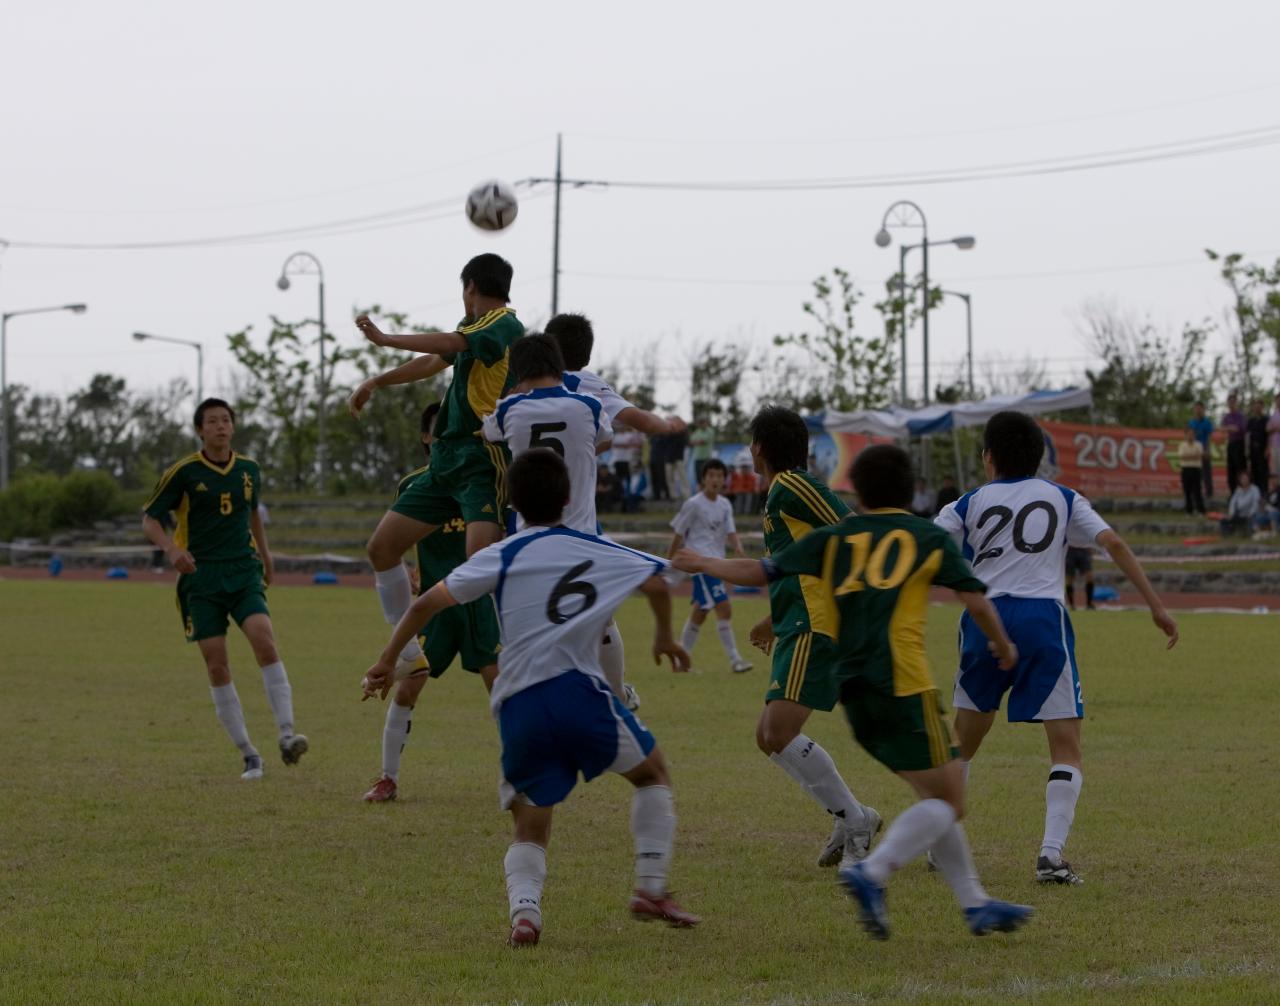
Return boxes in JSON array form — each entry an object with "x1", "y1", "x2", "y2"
[{"x1": 2, "y1": 580, "x2": 1276, "y2": 1005}]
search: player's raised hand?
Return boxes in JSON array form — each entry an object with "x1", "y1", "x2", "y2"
[
  {"x1": 355, "y1": 314, "x2": 389, "y2": 347},
  {"x1": 671, "y1": 548, "x2": 704, "y2": 573},
  {"x1": 166, "y1": 545, "x2": 196, "y2": 574},
  {"x1": 748, "y1": 615, "x2": 775, "y2": 655},
  {"x1": 1154, "y1": 608, "x2": 1179, "y2": 649},
  {"x1": 347, "y1": 379, "x2": 376, "y2": 419},
  {"x1": 989, "y1": 639, "x2": 1018, "y2": 672},
  {"x1": 361, "y1": 659, "x2": 395, "y2": 701},
  {"x1": 654, "y1": 637, "x2": 691, "y2": 673}
]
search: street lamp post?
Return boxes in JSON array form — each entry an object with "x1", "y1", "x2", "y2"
[
  {"x1": 277, "y1": 252, "x2": 327, "y2": 492},
  {"x1": 940, "y1": 290, "x2": 975, "y2": 398},
  {"x1": 875, "y1": 202, "x2": 975, "y2": 405},
  {"x1": 1, "y1": 303, "x2": 88, "y2": 490},
  {"x1": 132, "y1": 331, "x2": 205, "y2": 406}
]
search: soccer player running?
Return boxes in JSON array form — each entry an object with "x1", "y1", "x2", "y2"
[
  {"x1": 668, "y1": 458, "x2": 753, "y2": 673},
  {"x1": 675, "y1": 445, "x2": 1033, "y2": 941},
  {"x1": 744, "y1": 407, "x2": 881, "y2": 868},
  {"x1": 362, "y1": 403, "x2": 500, "y2": 803},
  {"x1": 348, "y1": 254, "x2": 523, "y2": 679},
  {"x1": 935, "y1": 411, "x2": 1179, "y2": 885},
  {"x1": 362, "y1": 449, "x2": 697, "y2": 947},
  {"x1": 141, "y1": 398, "x2": 307, "y2": 779}
]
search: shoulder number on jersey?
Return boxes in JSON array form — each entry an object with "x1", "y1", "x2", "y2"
[{"x1": 972, "y1": 502, "x2": 1059, "y2": 566}]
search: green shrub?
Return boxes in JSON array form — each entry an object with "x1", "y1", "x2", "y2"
[
  {"x1": 52, "y1": 470, "x2": 126, "y2": 529},
  {"x1": 0, "y1": 474, "x2": 61, "y2": 540},
  {"x1": 0, "y1": 470, "x2": 127, "y2": 541}
]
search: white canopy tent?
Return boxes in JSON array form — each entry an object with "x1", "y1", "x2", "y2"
[{"x1": 821, "y1": 388, "x2": 1092, "y2": 438}]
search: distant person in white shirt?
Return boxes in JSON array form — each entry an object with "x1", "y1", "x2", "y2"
[
  {"x1": 1220, "y1": 471, "x2": 1263, "y2": 537},
  {"x1": 362, "y1": 449, "x2": 698, "y2": 948},
  {"x1": 935, "y1": 411, "x2": 1178, "y2": 886},
  {"x1": 668, "y1": 458, "x2": 752, "y2": 673}
]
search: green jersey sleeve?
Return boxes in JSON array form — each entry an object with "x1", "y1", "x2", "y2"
[
  {"x1": 933, "y1": 533, "x2": 987, "y2": 593},
  {"x1": 461, "y1": 311, "x2": 521, "y2": 365},
  {"x1": 764, "y1": 525, "x2": 836, "y2": 581},
  {"x1": 143, "y1": 461, "x2": 188, "y2": 520}
]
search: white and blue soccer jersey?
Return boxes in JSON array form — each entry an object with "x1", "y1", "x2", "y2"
[
  {"x1": 670, "y1": 492, "x2": 735, "y2": 559},
  {"x1": 935, "y1": 478, "x2": 1110, "y2": 603},
  {"x1": 936, "y1": 477, "x2": 1111, "y2": 723},
  {"x1": 482, "y1": 385, "x2": 613, "y2": 534},
  {"x1": 562, "y1": 369, "x2": 632, "y2": 423},
  {"x1": 444, "y1": 526, "x2": 666, "y2": 807}
]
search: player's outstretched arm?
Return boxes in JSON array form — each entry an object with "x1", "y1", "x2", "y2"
[
  {"x1": 1096, "y1": 529, "x2": 1179, "y2": 648},
  {"x1": 364, "y1": 582, "x2": 459, "y2": 699},
  {"x1": 617, "y1": 406, "x2": 685, "y2": 436},
  {"x1": 141, "y1": 513, "x2": 195, "y2": 573},
  {"x1": 638, "y1": 574, "x2": 690, "y2": 673},
  {"x1": 673, "y1": 550, "x2": 767, "y2": 587},
  {"x1": 355, "y1": 315, "x2": 468, "y2": 356},
  {"x1": 956, "y1": 590, "x2": 1018, "y2": 670},
  {"x1": 348, "y1": 354, "x2": 451, "y2": 418},
  {"x1": 249, "y1": 507, "x2": 274, "y2": 586}
]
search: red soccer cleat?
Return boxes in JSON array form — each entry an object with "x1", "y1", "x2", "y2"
[
  {"x1": 508, "y1": 918, "x2": 541, "y2": 948},
  {"x1": 629, "y1": 890, "x2": 700, "y2": 928},
  {"x1": 362, "y1": 775, "x2": 398, "y2": 803}
]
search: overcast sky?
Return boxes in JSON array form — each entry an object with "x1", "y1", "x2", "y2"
[{"x1": 3, "y1": 0, "x2": 1279, "y2": 412}]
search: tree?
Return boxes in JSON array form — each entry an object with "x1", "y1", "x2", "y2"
[
  {"x1": 688, "y1": 340, "x2": 751, "y2": 440},
  {"x1": 871, "y1": 269, "x2": 943, "y2": 404},
  {"x1": 1206, "y1": 249, "x2": 1280, "y2": 397},
  {"x1": 773, "y1": 268, "x2": 898, "y2": 413},
  {"x1": 1078, "y1": 300, "x2": 1221, "y2": 427}
]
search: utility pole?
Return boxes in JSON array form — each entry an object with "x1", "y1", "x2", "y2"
[{"x1": 550, "y1": 133, "x2": 562, "y2": 316}]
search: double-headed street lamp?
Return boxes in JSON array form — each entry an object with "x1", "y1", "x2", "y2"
[
  {"x1": 939, "y1": 290, "x2": 975, "y2": 399},
  {"x1": 132, "y1": 331, "x2": 204, "y2": 406},
  {"x1": 1, "y1": 302, "x2": 88, "y2": 490},
  {"x1": 276, "y1": 252, "x2": 328, "y2": 492},
  {"x1": 874, "y1": 201, "x2": 975, "y2": 405}
]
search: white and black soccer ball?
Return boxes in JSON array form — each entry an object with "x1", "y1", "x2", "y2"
[{"x1": 465, "y1": 179, "x2": 519, "y2": 232}]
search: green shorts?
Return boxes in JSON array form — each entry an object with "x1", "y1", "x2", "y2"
[
  {"x1": 391, "y1": 441, "x2": 508, "y2": 526},
  {"x1": 765, "y1": 631, "x2": 843, "y2": 711},
  {"x1": 840, "y1": 681, "x2": 958, "y2": 773},
  {"x1": 176, "y1": 557, "x2": 269, "y2": 642},
  {"x1": 419, "y1": 596, "x2": 501, "y2": 675}
]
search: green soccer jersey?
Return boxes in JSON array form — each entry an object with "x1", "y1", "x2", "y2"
[
  {"x1": 761, "y1": 469, "x2": 850, "y2": 638},
  {"x1": 765, "y1": 508, "x2": 986, "y2": 697},
  {"x1": 395, "y1": 465, "x2": 466, "y2": 590},
  {"x1": 144, "y1": 452, "x2": 262, "y2": 563},
  {"x1": 434, "y1": 307, "x2": 524, "y2": 455}
]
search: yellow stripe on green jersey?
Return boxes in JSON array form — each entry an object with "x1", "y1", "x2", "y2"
[
  {"x1": 761, "y1": 469, "x2": 850, "y2": 638},
  {"x1": 434, "y1": 307, "x2": 524, "y2": 451},
  {"x1": 143, "y1": 452, "x2": 263, "y2": 564}
]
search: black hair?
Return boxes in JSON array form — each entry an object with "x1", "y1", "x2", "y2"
[
  {"x1": 508, "y1": 332, "x2": 565, "y2": 384},
  {"x1": 850, "y1": 445, "x2": 914, "y2": 510},
  {"x1": 460, "y1": 253, "x2": 513, "y2": 301},
  {"x1": 699, "y1": 457, "x2": 727, "y2": 482},
  {"x1": 194, "y1": 397, "x2": 235, "y2": 429},
  {"x1": 545, "y1": 313, "x2": 594, "y2": 370},
  {"x1": 982, "y1": 410, "x2": 1045, "y2": 478},
  {"x1": 508, "y1": 448, "x2": 570, "y2": 525},
  {"x1": 420, "y1": 402, "x2": 441, "y2": 435},
  {"x1": 748, "y1": 405, "x2": 809, "y2": 474}
]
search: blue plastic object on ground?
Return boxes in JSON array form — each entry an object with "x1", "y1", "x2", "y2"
[
  {"x1": 106, "y1": 566, "x2": 129, "y2": 579},
  {"x1": 1093, "y1": 585, "x2": 1118, "y2": 601},
  {"x1": 48, "y1": 555, "x2": 63, "y2": 577},
  {"x1": 313, "y1": 571, "x2": 339, "y2": 585}
]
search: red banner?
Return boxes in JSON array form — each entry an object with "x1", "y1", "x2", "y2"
[
  {"x1": 825, "y1": 431, "x2": 896, "y2": 492},
  {"x1": 1042, "y1": 420, "x2": 1221, "y2": 497}
]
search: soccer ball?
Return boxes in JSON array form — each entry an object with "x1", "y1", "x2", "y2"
[{"x1": 465, "y1": 179, "x2": 519, "y2": 231}]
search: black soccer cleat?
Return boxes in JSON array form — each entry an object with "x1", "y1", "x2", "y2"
[
  {"x1": 1036, "y1": 855, "x2": 1083, "y2": 885},
  {"x1": 279, "y1": 733, "x2": 309, "y2": 766}
]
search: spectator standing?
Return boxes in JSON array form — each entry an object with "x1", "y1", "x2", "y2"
[
  {"x1": 690, "y1": 418, "x2": 715, "y2": 469},
  {"x1": 665, "y1": 425, "x2": 690, "y2": 501},
  {"x1": 595, "y1": 464, "x2": 621, "y2": 514},
  {"x1": 649, "y1": 433, "x2": 671, "y2": 502},
  {"x1": 1220, "y1": 471, "x2": 1263, "y2": 537},
  {"x1": 611, "y1": 424, "x2": 645, "y2": 513},
  {"x1": 1246, "y1": 399, "x2": 1270, "y2": 492},
  {"x1": 1176, "y1": 428, "x2": 1206, "y2": 516},
  {"x1": 1188, "y1": 401, "x2": 1215, "y2": 501},
  {"x1": 910, "y1": 478, "x2": 936, "y2": 518},
  {"x1": 728, "y1": 462, "x2": 756, "y2": 516},
  {"x1": 1222, "y1": 393, "x2": 1247, "y2": 494},
  {"x1": 935, "y1": 474, "x2": 961, "y2": 510}
]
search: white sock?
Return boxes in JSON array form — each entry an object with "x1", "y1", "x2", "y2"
[
  {"x1": 929, "y1": 823, "x2": 988, "y2": 910},
  {"x1": 861, "y1": 798, "x2": 957, "y2": 886},
  {"x1": 259, "y1": 661, "x2": 294, "y2": 738},
  {"x1": 715, "y1": 619, "x2": 742, "y2": 662},
  {"x1": 1040, "y1": 764, "x2": 1083, "y2": 859},
  {"x1": 210, "y1": 682, "x2": 257, "y2": 757},
  {"x1": 382, "y1": 701, "x2": 413, "y2": 781},
  {"x1": 680, "y1": 618, "x2": 700, "y2": 655},
  {"x1": 374, "y1": 565, "x2": 424, "y2": 663},
  {"x1": 960, "y1": 758, "x2": 971, "y2": 788},
  {"x1": 631, "y1": 784, "x2": 676, "y2": 897},
  {"x1": 599, "y1": 620, "x2": 626, "y2": 700},
  {"x1": 769, "y1": 734, "x2": 868, "y2": 829},
  {"x1": 504, "y1": 842, "x2": 547, "y2": 925}
]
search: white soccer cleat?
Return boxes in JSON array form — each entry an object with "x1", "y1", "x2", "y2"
[
  {"x1": 731, "y1": 658, "x2": 753, "y2": 674},
  {"x1": 839, "y1": 807, "x2": 883, "y2": 869},
  {"x1": 241, "y1": 754, "x2": 264, "y2": 780},
  {"x1": 622, "y1": 683, "x2": 642, "y2": 711},
  {"x1": 817, "y1": 818, "x2": 846, "y2": 868}
]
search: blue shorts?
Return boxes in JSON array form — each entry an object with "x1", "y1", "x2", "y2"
[
  {"x1": 497, "y1": 670, "x2": 656, "y2": 809},
  {"x1": 954, "y1": 596, "x2": 1083, "y2": 722},
  {"x1": 690, "y1": 573, "x2": 729, "y2": 610}
]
